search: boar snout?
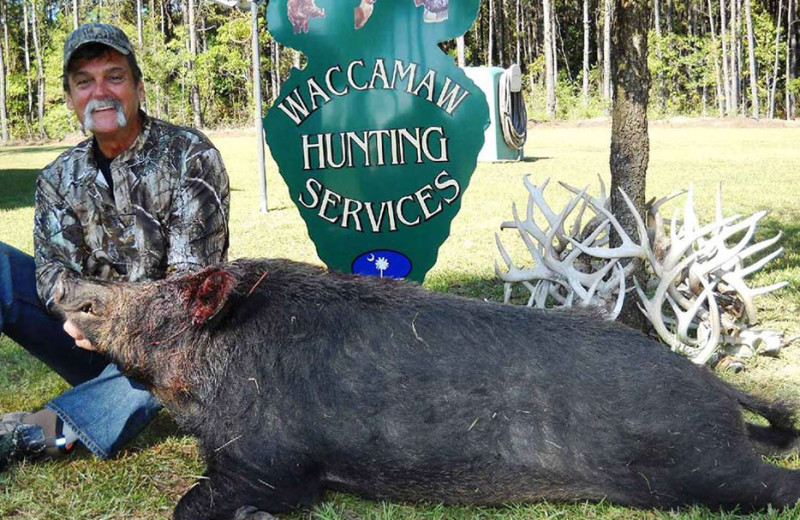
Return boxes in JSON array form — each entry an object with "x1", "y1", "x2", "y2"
[{"x1": 53, "y1": 274, "x2": 112, "y2": 319}]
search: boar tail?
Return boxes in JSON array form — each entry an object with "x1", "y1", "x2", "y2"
[
  {"x1": 735, "y1": 390, "x2": 800, "y2": 457},
  {"x1": 737, "y1": 392, "x2": 798, "y2": 430}
]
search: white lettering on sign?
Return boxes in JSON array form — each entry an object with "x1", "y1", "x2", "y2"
[
  {"x1": 297, "y1": 171, "x2": 462, "y2": 233},
  {"x1": 301, "y1": 126, "x2": 449, "y2": 171},
  {"x1": 277, "y1": 58, "x2": 471, "y2": 126}
]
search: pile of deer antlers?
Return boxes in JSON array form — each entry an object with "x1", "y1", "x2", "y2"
[{"x1": 496, "y1": 176, "x2": 788, "y2": 365}]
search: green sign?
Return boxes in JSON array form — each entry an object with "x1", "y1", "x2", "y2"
[{"x1": 264, "y1": 0, "x2": 488, "y2": 282}]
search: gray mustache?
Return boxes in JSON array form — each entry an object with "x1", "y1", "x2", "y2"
[
  {"x1": 85, "y1": 98, "x2": 123, "y2": 113},
  {"x1": 83, "y1": 98, "x2": 127, "y2": 132}
]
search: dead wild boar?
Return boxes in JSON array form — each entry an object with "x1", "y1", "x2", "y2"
[{"x1": 53, "y1": 258, "x2": 800, "y2": 520}]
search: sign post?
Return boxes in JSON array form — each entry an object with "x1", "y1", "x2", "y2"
[
  {"x1": 265, "y1": 0, "x2": 488, "y2": 282},
  {"x1": 210, "y1": 0, "x2": 268, "y2": 213}
]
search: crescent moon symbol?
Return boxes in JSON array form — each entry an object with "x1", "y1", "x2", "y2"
[{"x1": 366, "y1": 254, "x2": 376, "y2": 262}]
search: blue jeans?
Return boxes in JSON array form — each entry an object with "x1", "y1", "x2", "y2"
[{"x1": 0, "y1": 242, "x2": 161, "y2": 459}]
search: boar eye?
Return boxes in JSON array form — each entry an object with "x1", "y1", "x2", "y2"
[{"x1": 80, "y1": 302, "x2": 95, "y2": 314}]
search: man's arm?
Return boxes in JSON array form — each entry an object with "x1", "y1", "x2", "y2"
[
  {"x1": 33, "y1": 171, "x2": 87, "y2": 310},
  {"x1": 166, "y1": 145, "x2": 231, "y2": 274}
]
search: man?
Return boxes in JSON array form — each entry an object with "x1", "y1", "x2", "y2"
[{"x1": 0, "y1": 23, "x2": 229, "y2": 466}]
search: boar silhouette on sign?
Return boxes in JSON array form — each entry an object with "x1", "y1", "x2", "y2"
[
  {"x1": 264, "y1": 0, "x2": 488, "y2": 282},
  {"x1": 286, "y1": 0, "x2": 325, "y2": 34}
]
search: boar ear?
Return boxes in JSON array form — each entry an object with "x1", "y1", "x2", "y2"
[{"x1": 185, "y1": 269, "x2": 236, "y2": 326}]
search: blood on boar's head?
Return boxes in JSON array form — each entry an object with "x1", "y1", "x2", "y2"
[{"x1": 53, "y1": 267, "x2": 246, "y2": 405}]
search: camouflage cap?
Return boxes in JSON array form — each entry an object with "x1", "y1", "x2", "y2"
[{"x1": 63, "y1": 24, "x2": 134, "y2": 73}]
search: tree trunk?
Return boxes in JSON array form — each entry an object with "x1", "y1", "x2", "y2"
[
  {"x1": 188, "y1": 0, "x2": 203, "y2": 128},
  {"x1": 788, "y1": 0, "x2": 796, "y2": 119},
  {"x1": 137, "y1": 0, "x2": 143, "y2": 46},
  {"x1": 743, "y1": 0, "x2": 758, "y2": 118},
  {"x1": 551, "y1": 2, "x2": 561, "y2": 80},
  {"x1": 707, "y1": 0, "x2": 725, "y2": 116},
  {"x1": 457, "y1": 36, "x2": 466, "y2": 67},
  {"x1": 654, "y1": 0, "x2": 665, "y2": 108},
  {"x1": 729, "y1": 0, "x2": 739, "y2": 114},
  {"x1": 543, "y1": 0, "x2": 557, "y2": 117},
  {"x1": 30, "y1": 0, "x2": 47, "y2": 139},
  {"x1": 596, "y1": 3, "x2": 604, "y2": 74},
  {"x1": 526, "y1": 3, "x2": 534, "y2": 67},
  {"x1": 22, "y1": 1, "x2": 33, "y2": 136},
  {"x1": 1, "y1": 0, "x2": 10, "y2": 68},
  {"x1": 516, "y1": 0, "x2": 521, "y2": 65},
  {"x1": 667, "y1": 0, "x2": 674, "y2": 31},
  {"x1": 720, "y1": 0, "x2": 733, "y2": 114},
  {"x1": 488, "y1": 0, "x2": 494, "y2": 66},
  {"x1": 610, "y1": 0, "x2": 650, "y2": 330},
  {"x1": 161, "y1": 0, "x2": 167, "y2": 38},
  {"x1": 768, "y1": 0, "x2": 783, "y2": 118},
  {"x1": 603, "y1": 0, "x2": 613, "y2": 100},
  {"x1": 735, "y1": 0, "x2": 743, "y2": 114},
  {"x1": 498, "y1": 0, "x2": 505, "y2": 67},
  {"x1": 582, "y1": 0, "x2": 590, "y2": 106},
  {"x1": 73, "y1": 0, "x2": 79, "y2": 29}
]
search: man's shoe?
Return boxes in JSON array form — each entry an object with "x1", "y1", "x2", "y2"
[{"x1": 0, "y1": 412, "x2": 46, "y2": 471}]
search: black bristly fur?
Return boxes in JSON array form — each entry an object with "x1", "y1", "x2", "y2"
[{"x1": 55, "y1": 258, "x2": 800, "y2": 520}]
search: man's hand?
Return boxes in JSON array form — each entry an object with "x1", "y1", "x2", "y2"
[{"x1": 63, "y1": 319, "x2": 95, "y2": 351}]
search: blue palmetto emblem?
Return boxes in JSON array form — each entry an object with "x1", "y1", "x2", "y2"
[{"x1": 374, "y1": 257, "x2": 390, "y2": 277}]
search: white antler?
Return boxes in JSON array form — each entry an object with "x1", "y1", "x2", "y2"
[{"x1": 497, "y1": 177, "x2": 788, "y2": 366}]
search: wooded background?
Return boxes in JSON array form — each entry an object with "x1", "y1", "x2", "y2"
[{"x1": 0, "y1": 0, "x2": 797, "y2": 143}]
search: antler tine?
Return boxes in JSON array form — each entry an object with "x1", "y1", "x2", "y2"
[
  {"x1": 635, "y1": 251, "x2": 705, "y2": 350},
  {"x1": 553, "y1": 185, "x2": 592, "y2": 247},
  {"x1": 729, "y1": 231, "x2": 783, "y2": 276},
  {"x1": 558, "y1": 180, "x2": 611, "y2": 243},
  {"x1": 609, "y1": 263, "x2": 627, "y2": 320},
  {"x1": 718, "y1": 271, "x2": 788, "y2": 325},
  {"x1": 509, "y1": 202, "x2": 549, "y2": 253},
  {"x1": 665, "y1": 290, "x2": 696, "y2": 345},
  {"x1": 567, "y1": 188, "x2": 649, "y2": 261},
  {"x1": 690, "y1": 280, "x2": 722, "y2": 365},
  {"x1": 670, "y1": 206, "x2": 681, "y2": 245},
  {"x1": 597, "y1": 174, "x2": 608, "y2": 207},
  {"x1": 634, "y1": 276, "x2": 682, "y2": 350},
  {"x1": 583, "y1": 258, "x2": 619, "y2": 305},
  {"x1": 570, "y1": 191, "x2": 592, "y2": 240},
  {"x1": 737, "y1": 244, "x2": 784, "y2": 278},
  {"x1": 494, "y1": 232, "x2": 555, "y2": 284},
  {"x1": 502, "y1": 281, "x2": 513, "y2": 304},
  {"x1": 647, "y1": 189, "x2": 685, "y2": 258},
  {"x1": 646, "y1": 188, "x2": 687, "y2": 216},
  {"x1": 559, "y1": 180, "x2": 607, "y2": 211},
  {"x1": 691, "y1": 210, "x2": 768, "y2": 279},
  {"x1": 523, "y1": 175, "x2": 560, "y2": 230},
  {"x1": 751, "y1": 281, "x2": 790, "y2": 297},
  {"x1": 659, "y1": 214, "x2": 740, "y2": 276},
  {"x1": 673, "y1": 281, "x2": 716, "y2": 347},
  {"x1": 682, "y1": 184, "x2": 701, "y2": 239}
]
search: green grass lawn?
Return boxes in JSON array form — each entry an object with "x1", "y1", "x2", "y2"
[{"x1": 1, "y1": 121, "x2": 800, "y2": 519}]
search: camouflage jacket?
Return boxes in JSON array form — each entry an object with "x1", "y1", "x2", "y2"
[{"x1": 34, "y1": 113, "x2": 230, "y2": 310}]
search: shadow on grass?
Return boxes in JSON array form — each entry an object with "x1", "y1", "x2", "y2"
[
  {"x1": 0, "y1": 144, "x2": 70, "y2": 156},
  {"x1": 520, "y1": 156, "x2": 550, "y2": 163},
  {"x1": 124, "y1": 411, "x2": 185, "y2": 455},
  {"x1": 0, "y1": 169, "x2": 38, "y2": 211},
  {"x1": 760, "y1": 217, "x2": 800, "y2": 274}
]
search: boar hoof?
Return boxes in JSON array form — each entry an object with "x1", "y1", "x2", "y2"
[{"x1": 233, "y1": 506, "x2": 277, "y2": 520}]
